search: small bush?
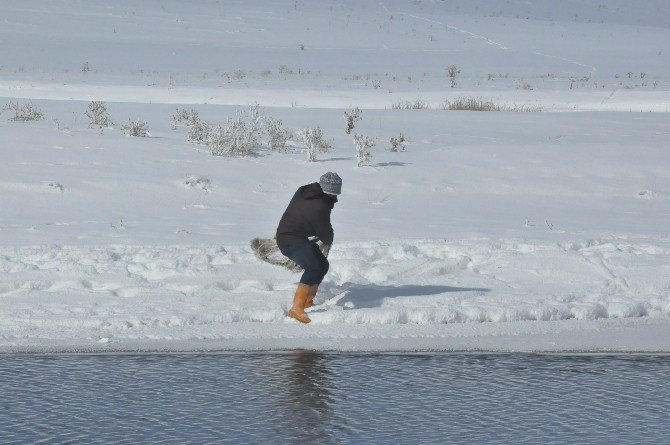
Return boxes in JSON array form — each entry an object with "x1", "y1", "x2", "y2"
[
  {"x1": 391, "y1": 99, "x2": 430, "y2": 110},
  {"x1": 210, "y1": 106, "x2": 263, "y2": 157},
  {"x1": 52, "y1": 118, "x2": 70, "y2": 132},
  {"x1": 209, "y1": 118, "x2": 253, "y2": 157},
  {"x1": 187, "y1": 105, "x2": 264, "y2": 157},
  {"x1": 299, "y1": 126, "x2": 331, "y2": 162},
  {"x1": 2, "y1": 101, "x2": 44, "y2": 121},
  {"x1": 441, "y1": 97, "x2": 541, "y2": 112},
  {"x1": 515, "y1": 79, "x2": 533, "y2": 90},
  {"x1": 389, "y1": 133, "x2": 406, "y2": 152},
  {"x1": 171, "y1": 107, "x2": 199, "y2": 130},
  {"x1": 278, "y1": 64, "x2": 294, "y2": 75},
  {"x1": 184, "y1": 176, "x2": 211, "y2": 192},
  {"x1": 188, "y1": 120, "x2": 213, "y2": 144},
  {"x1": 343, "y1": 107, "x2": 362, "y2": 134},
  {"x1": 121, "y1": 119, "x2": 149, "y2": 137},
  {"x1": 441, "y1": 97, "x2": 501, "y2": 111},
  {"x1": 447, "y1": 65, "x2": 461, "y2": 88},
  {"x1": 265, "y1": 118, "x2": 293, "y2": 152},
  {"x1": 353, "y1": 133, "x2": 376, "y2": 167},
  {"x1": 47, "y1": 182, "x2": 65, "y2": 192},
  {"x1": 207, "y1": 121, "x2": 237, "y2": 156},
  {"x1": 85, "y1": 101, "x2": 113, "y2": 128}
]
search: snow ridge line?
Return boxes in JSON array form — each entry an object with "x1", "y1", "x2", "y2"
[{"x1": 3, "y1": 81, "x2": 669, "y2": 111}]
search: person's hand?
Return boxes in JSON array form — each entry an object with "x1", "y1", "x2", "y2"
[{"x1": 320, "y1": 243, "x2": 331, "y2": 258}]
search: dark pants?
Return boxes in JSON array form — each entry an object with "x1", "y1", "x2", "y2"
[{"x1": 278, "y1": 242, "x2": 329, "y2": 286}]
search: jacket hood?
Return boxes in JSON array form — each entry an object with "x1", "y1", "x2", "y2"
[
  {"x1": 299, "y1": 183, "x2": 323, "y2": 199},
  {"x1": 300, "y1": 183, "x2": 338, "y2": 206}
]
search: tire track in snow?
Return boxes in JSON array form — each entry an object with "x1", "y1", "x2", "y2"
[
  {"x1": 380, "y1": 2, "x2": 597, "y2": 76},
  {"x1": 531, "y1": 50, "x2": 597, "y2": 78},
  {"x1": 380, "y1": 2, "x2": 509, "y2": 51}
]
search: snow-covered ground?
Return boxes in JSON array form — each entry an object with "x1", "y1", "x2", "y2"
[{"x1": 1, "y1": 0, "x2": 669, "y2": 352}]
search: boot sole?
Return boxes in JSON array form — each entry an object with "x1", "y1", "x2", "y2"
[{"x1": 287, "y1": 308, "x2": 311, "y2": 324}]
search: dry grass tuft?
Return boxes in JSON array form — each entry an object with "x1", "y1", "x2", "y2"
[{"x1": 441, "y1": 97, "x2": 541, "y2": 112}]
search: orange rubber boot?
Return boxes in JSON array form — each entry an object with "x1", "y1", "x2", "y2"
[
  {"x1": 304, "y1": 284, "x2": 319, "y2": 309},
  {"x1": 288, "y1": 283, "x2": 311, "y2": 324}
]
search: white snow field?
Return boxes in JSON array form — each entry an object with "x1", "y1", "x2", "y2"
[{"x1": 1, "y1": 0, "x2": 669, "y2": 352}]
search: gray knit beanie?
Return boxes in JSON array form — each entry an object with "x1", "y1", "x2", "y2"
[{"x1": 319, "y1": 172, "x2": 342, "y2": 195}]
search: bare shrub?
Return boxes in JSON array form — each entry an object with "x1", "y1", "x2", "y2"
[
  {"x1": 343, "y1": 107, "x2": 362, "y2": 134},
  {"x1": 278, "y1": 64, "x2": 294, "y2": 75},
  {"x1": 186, "y1": 105, "x2": 266, "y2": 157},
  {"x1": 47, "y1": 182, "x2": 65, "y2": 192},
  {"x1": 389, "y1": 133, "x2": 406, "y2": 152},
  {"x1": 265, "y1": 117, "x2": 293, "y2": 151},
  {"x1": 188, "y1": 120, "x2": 213, "y2": 144},
  {"x1": 208, "y1": 106, "x2": 263, "y2": 157},
  {"x1": 515, "y1": 79, "x2": 533, "y2": 90},
  {"x1": 209, "y1": 118, "x2": 254, "y2": 156},
  {"x1": 185, "y1": 105, "x2": 263, "y2": 157},
  {"x1": 511, "y1": 103, "x2": 542, "y2": 112},
  {"x1": 85, "y1": 101, "x2": 113, "y2": 128},
  {"x1": 391, "y1": 99, "x2": 430, "y2": 110},
  {"x1": 207, "y1": 121, "x2": 240, "y2": 156},
  {"x1": 441, "y1": 97, "x2": 502, "y2": 111},
  {"x1": 2, "y1": 101, "x2": 44, "y2": 121},
  {"x1": 353, "y1": 133, "x2": 376, "y2": 167},
  {"x1": 171, "y1": 107, "x2": 199, "y2": 130},
  {"x1": 299, "y1": 126, "x2": 331, "y2": 162},
  {"x1": 52, "y1": 118, "x2": 70, "y2": 133},
  {"x1": 121, "y1": 119, "x2": 149, "y2": 137},
  {"x1": 447, "y1": 65, "x2": 461, "y2": 88},
  {"x1": 441, "y1": 97, "x2": 541, "y2": 112},
  {"x1": 184, "y1": 176, "x2": 211, "y2": 192}
]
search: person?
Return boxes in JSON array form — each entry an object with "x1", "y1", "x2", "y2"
[{"x1": 276, "y1": 172, "x2": 342, "y2": 323}]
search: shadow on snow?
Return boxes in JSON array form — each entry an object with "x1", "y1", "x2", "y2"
[{"x1": 317, "y1": 283, "x2": 490, "y2": 310}]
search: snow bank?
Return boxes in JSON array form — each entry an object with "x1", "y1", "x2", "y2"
[{"x1": 1, "y1": 239, "x2": 668, "y2": 352}]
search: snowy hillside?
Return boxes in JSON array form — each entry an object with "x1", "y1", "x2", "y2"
[{"x1": 1, "y1": 0, "x2": 669, "y2": 352}]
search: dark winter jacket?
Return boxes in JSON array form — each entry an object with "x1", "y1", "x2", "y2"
[{"x1": 276, "y1": 183, "x2": 337, "y2": 246}]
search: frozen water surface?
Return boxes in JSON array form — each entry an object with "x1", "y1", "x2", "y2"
[
  {"x1": 1, "y1": 353, "x2": 669, "y2": 444},
  {"x1": 1, "y1": 1, "x2": 670, "y2": 354}
]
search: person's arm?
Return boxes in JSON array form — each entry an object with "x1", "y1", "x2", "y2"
[
  {"x1": 308, "y1": 235, "x2": 331, "y2": 257},
  {"x1": 312, "y1": 206, "x2": 334, "y2": 246}
]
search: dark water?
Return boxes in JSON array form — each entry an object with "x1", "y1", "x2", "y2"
[{"x1": 1, "y1": 353, "x2": 669, "y2": 444}]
